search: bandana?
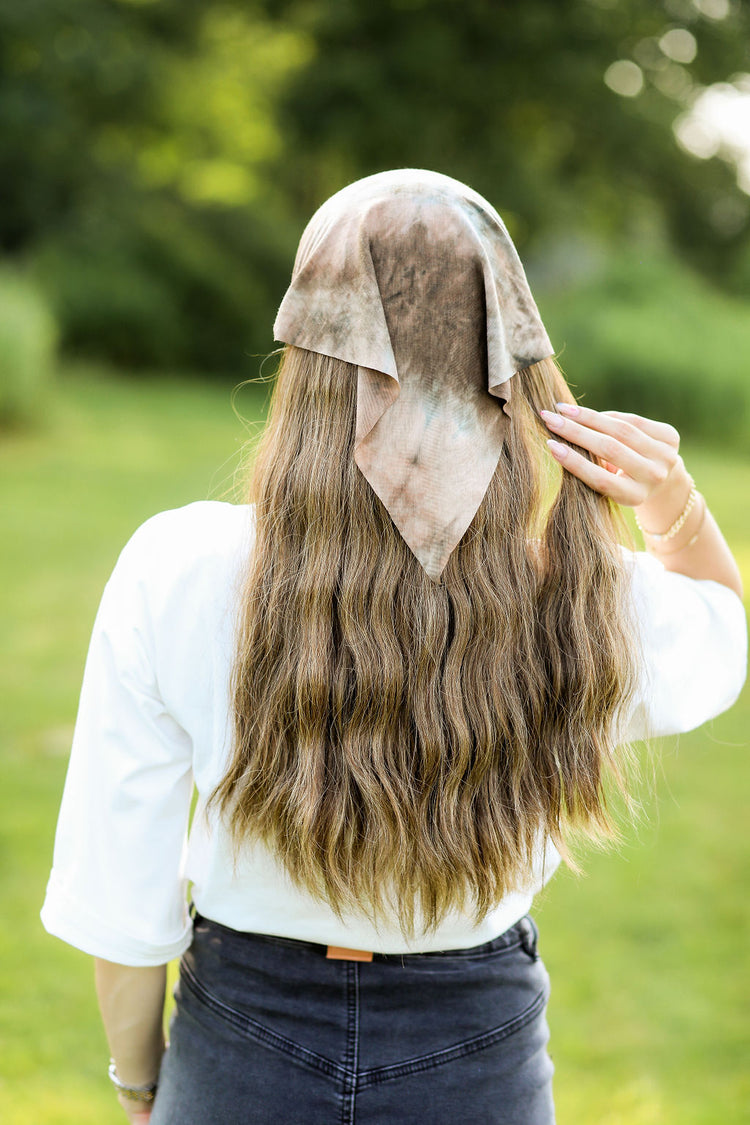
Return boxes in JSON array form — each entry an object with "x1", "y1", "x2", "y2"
[{"x1": 274, "y1": 169, "x2": 553, "y2": 580}]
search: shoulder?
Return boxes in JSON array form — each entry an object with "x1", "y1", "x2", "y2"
[
  {"x1": 106, "y1": 501, "x2": 255, "y2": 613},
  {"x1": 117, "y1": 501, "x2": 253, "y2": 570},
  {"x1": 126, "y1": 500, "x2": 252, "y2": 553}
]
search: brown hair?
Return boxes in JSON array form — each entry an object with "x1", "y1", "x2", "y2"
[{"x1": 211, "y1": 346, "x2": 638, "y2": 936}]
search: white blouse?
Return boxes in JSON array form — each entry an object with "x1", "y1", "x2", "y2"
[{"x1": 41, "y1": 502, "x2": 747, "y2": 966}]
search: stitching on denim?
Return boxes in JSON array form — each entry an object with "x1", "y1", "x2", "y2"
[
  {"x1": 385, "y1": 937, "x2": 525, "y2": 967},
  {"x1": 350, "y1": 966, "x2": 360, "y2": 1124},
  {"x1": 194, "y1": 916, "x2": 530, "y2": 963},
  {"x1": 194, "y1": 917, "x2": 323, "y2": 956},
  {"x1": 357, "y1": 984, "x2": 549, "y2": 1089},
  {"x1": 180, "y1": 959, "x2": 345, "y2": 1080},
  {"x1": 339, "y1": 964, "x2": 358, "y2": 1125}
]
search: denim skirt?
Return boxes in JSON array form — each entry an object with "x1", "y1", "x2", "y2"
[{"x1": 150, "y1": 912, "x2": 555, "y2": 1125}]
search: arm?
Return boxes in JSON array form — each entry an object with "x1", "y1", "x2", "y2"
[
  {"x1": 541, "y1": 404, "x2": 743, "y2": 599},
  {"x1": 630, "y1": 452, "x2": 741, "y2": 596},
  {"x1": 94, "y1": 959, "x2": 167, "y2": 1124}
]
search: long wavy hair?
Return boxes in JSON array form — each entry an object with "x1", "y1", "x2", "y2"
[{"x1": 211, "y1": 345, "x2": 639, "y2": 936}]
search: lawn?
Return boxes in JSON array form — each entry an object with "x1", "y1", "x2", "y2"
[{"x1": 0, "y1": 366, "x2": 747, "y2": 1124}]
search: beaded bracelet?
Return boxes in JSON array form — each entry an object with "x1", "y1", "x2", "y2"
[
  {"x1": 634, "y1": 478, "x2": 698, "y2": 543},
  {"x1": 108, "y1": 1059, "x2": 158, "y2": 1103}
]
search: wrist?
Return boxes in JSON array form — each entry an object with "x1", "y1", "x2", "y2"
[
  {"x1": 108, "y1": 1058, "x2": 159, "y2": 1104},
  {"x1": 633, "y1": 457, "x2": 691, "y2": 531},
  {"x1": 634, "y1": 459, "x2": 709, "y2": 555}
]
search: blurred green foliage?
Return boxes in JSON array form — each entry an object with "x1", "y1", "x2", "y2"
[
  {"x1": 1, "y1": 0, "x2": 749, "y2": 440},
  {"x1": 1, "y1": 1, "x2": 309, "y2": 369},
  {"x1": 0, "y1": 268, "x2": 58, "y2": 427},
  {"x1": 265, "y1": 0, "x2": 750, "y2": 277},
  {"x1": 539, "y1": 248, "x2": 750, "y2": 448}
]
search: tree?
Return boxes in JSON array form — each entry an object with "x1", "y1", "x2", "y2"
[
  {"x1": 262, "y1": 0, "x2": 750, "y2": 277},
  {"x1": 0, "y1": 0, "x2": 308, "y2": 369},
  {"x1": 2, "y1": 0, "x2": 748, "y2": 371}
]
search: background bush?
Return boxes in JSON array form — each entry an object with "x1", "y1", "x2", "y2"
[
  {"x1": 0, "y1": 268, "x2": 58, "y2": 427},
  {"x1": 538, "y1": 247, "x2": 750, "y2": 450},
  {"x1": 2, "y1": 0, "x2": 750, "y2": 410},
  {"x1": 32, "y1": 196, "x2": 295, "y2": 373}
]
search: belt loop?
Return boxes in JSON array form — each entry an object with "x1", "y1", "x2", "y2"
[{"x1": 518, "y1": 916, "x2": 539, "y2": 960}]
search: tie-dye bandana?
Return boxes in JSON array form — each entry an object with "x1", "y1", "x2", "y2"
[{"x1": 274, "y1": 169, "x2": 553, "y2": 580}]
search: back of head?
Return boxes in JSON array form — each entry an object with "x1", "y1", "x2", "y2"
[
  {"x1": 273, "y1": 168, "x2": 554, "y2": 579},
  {"x1": 212, "y1": 172, "x2": 638, "y2": 938}
]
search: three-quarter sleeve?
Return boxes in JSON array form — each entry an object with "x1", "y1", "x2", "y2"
[
  {"x1": 41, "y1": 522, "x2": 195, "y2": 966},
  {"x1": 623, "y1": 550, "x2": 747, "y2": 741}
]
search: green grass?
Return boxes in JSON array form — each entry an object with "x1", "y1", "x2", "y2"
[{"x1": 0, "y1": 366, "x2": 747, "y2": 1124}]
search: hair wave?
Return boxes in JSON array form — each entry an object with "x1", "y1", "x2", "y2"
[{"x1": 211, "y1": 346, "x2": 639, "y2": 936}]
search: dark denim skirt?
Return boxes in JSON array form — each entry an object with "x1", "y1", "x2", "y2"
[{"x1": 151, "y1": 912, "x2": 555, "y2": 1125}]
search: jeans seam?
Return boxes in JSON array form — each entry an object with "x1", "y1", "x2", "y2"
[
  {"x1": 356, "y1": 982, "x2": 549, "y2": 1090},
  {"x1": 179, "y1": 959, "x2": 346, "y2": 1081},
  {"x1": 340, "y1": 964, "x2": 359, "y2": 1125}
]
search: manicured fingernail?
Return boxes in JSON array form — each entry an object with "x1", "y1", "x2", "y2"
[
  {"x1": 547, "y1": 439, "x2": 568, "y2": 459},
  {"x1": 556, "y1": 402, "x2": 579, "y2": 416},
  {"x1": 540, "y1": 409, "x2": 563, "y2": 430}
]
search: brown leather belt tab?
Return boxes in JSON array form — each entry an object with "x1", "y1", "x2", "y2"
[{"x1": 326, "y1": 945, "x2": 373, "y2": 962}]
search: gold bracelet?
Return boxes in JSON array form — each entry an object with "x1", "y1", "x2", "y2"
[
  {"x1": 644, "y1": 494, "x2": 707, "y2": 555},
  {"x1": 108, "y1": 1059, "x2": 158, "y2": 1103},
  {"x1": 634, "y1": 477, "x2": 697, "y2": 542}
]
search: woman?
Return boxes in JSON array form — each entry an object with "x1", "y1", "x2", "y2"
[{"x1": 42, "y1": 170, "x2": 746, "y2": 1124}]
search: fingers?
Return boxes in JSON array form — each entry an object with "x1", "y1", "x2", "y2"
[
  {"x1": 540, "y1": 408, "x2": 673, "y2": 486},
  {"x1": 552, "y1": 404, "x2": 679, "y2": 460},
  {"x1": 546, "y1": 440, "x2": 647, "y2": 505},
  {"x1": 540, "y1": 404, "x2": 683, "y2": 506},
  {"x1": 600, "y1": 409, "x2": 680, "y2": 449}
]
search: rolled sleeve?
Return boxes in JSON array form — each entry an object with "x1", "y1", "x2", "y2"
[
  {"x1": 623, "y1": 550, "x2": 747, "y2": 741},
  {"x1": 41, "y1": 524, "x2": 195, "y2": 966}
]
